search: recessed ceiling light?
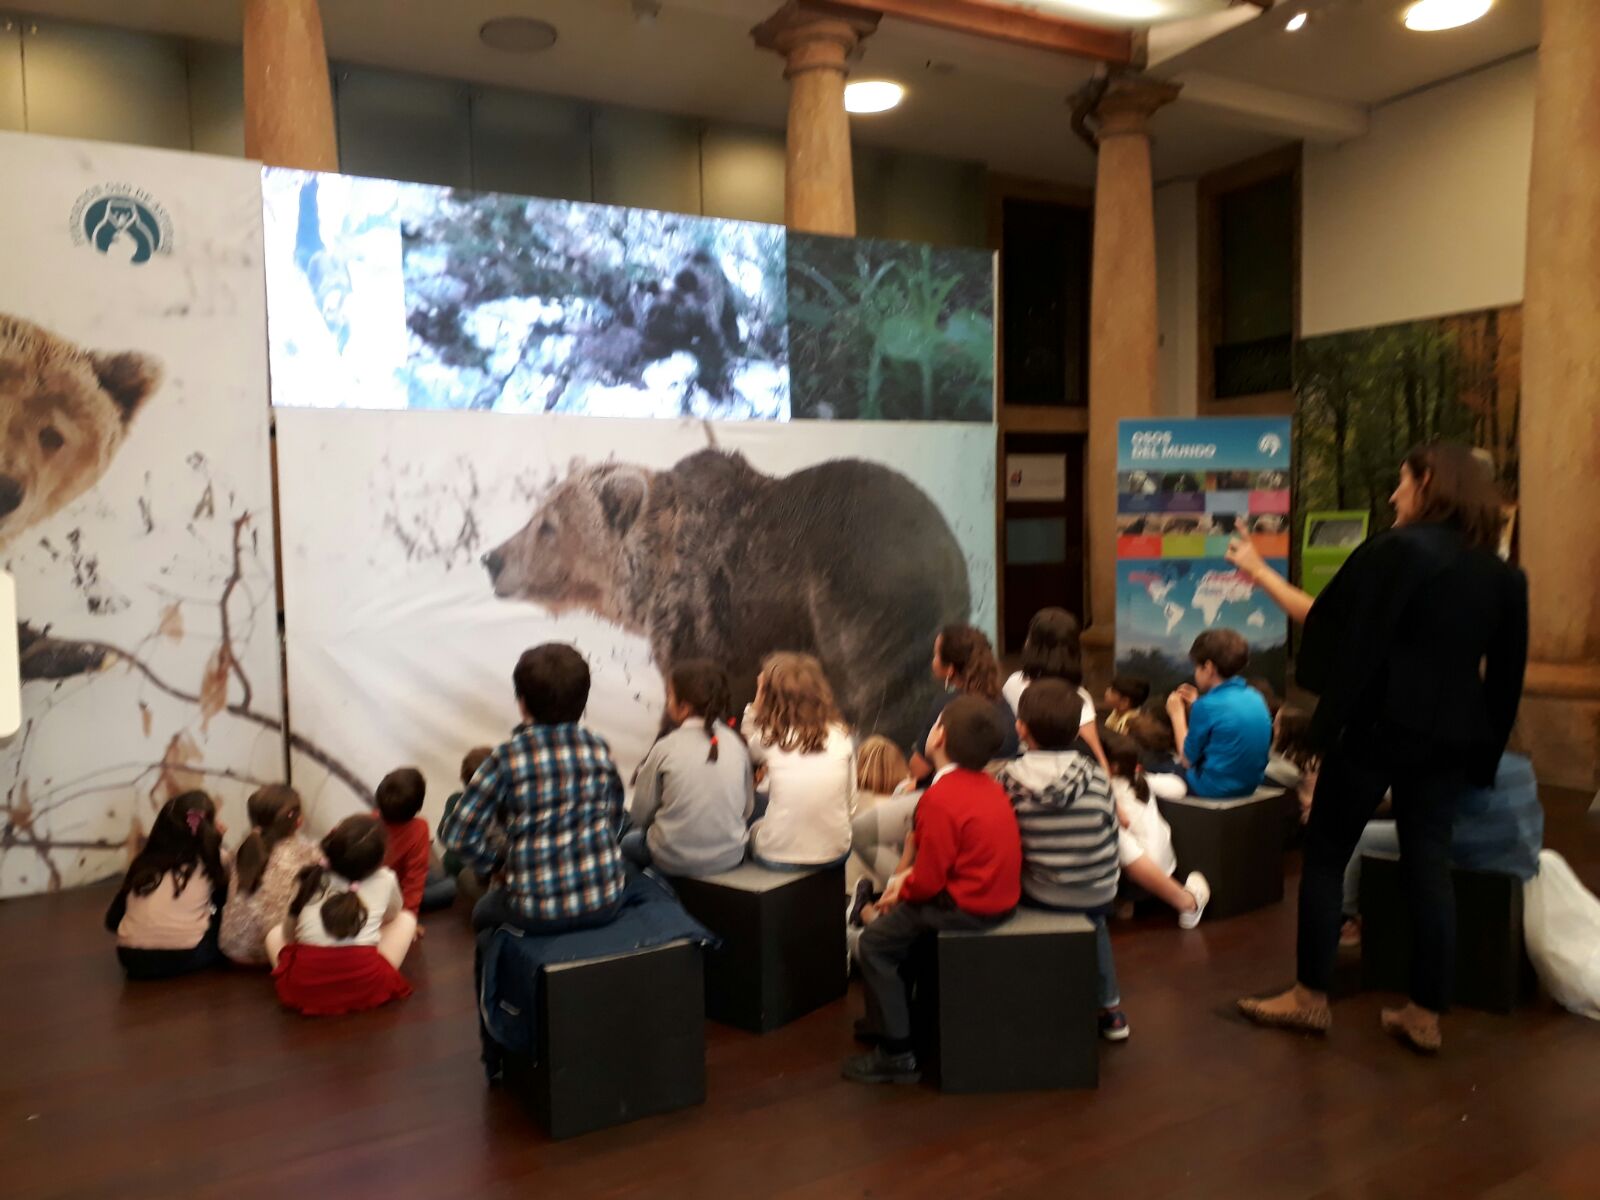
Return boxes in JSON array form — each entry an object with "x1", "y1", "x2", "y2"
[
  {"x1": 479, "y1": 17, "x2": 558, "y2": 53},
  {"x1": 1402, "y1": 0, "x2": 1492, "y2": 32},
  {"x1": 845, "y1": 80, "x2": 904, "y2": 115},
  {"x1": 1285, "y1": 12, "x2": 1308, "y2": 32}
]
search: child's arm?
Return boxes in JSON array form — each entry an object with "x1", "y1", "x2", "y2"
[
  {"x1": 1168, "y1": 686, "x2": 1200, "y2": 767},
  {"x1": 629, "y1": 743, "x2": 665, "y2": 833},
  {"x1": 896, "y1": 810, "x2": 953, "y2": 906},
  {"x1": 1078, "y1": 720, "x2": 1111, "y2": 776}
]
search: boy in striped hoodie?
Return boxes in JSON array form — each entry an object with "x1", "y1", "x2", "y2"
[{"x1": 998, "y1": 678, "x2": 1131, "y2": 1041}]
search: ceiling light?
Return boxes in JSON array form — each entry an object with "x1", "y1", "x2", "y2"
[
  {"x1": 1402, "y1": 0, "x2": 1492, "y2": 32},
  {"x1": 479, "y1": 17, "x2": 558, "y2": 52},
  {"x1": 1284, "y1": 12, "x2": 1307, "y2": 32},
  {"x1": 845, "y1": 80, "x2": 904, "y2": 115}
]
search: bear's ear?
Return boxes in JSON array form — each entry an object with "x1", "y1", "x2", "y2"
[
  {"x1": 90, "y1": 351, "x2": 162, "y2": 424},
  {"x1": 597, "y1": 468, "x2": 648, "y2": 536}
]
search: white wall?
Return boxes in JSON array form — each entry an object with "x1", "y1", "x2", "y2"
[
  {"x1": 1156, "y1": 179, "x2": 1199, "y2": 415},
  {"x1": 1302, "y1": 53, "x2": 1535, "y2": 337}
]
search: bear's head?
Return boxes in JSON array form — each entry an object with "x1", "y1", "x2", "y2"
[
  {"x1": 483, "y1": 461, "x2": 655, "y2": 630},
  {"x1": 0, "y1": 315, "x2": 161, "y2": 549}
]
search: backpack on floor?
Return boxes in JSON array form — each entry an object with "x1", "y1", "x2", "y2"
[{"x1": 1523, "y1": 849, "x2": 1600, "y2": 1021}]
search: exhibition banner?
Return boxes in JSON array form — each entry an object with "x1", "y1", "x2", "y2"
[
  {"x1": 263, "y1": 169, "x2": 995, "y2": 423},
  {"x1": 1115, "y1": 417, "x2": 1292, "y2": 695},
  {"x1": 0, "y1": 132, "x2": 285, "y2": 896},
  {"x1": 275, "y1": 409, "x2": 996, "y2": 826}
]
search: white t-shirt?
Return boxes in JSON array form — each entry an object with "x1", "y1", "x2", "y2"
[
  {"x1": 293, "y1": 867, "x2": 404, "y2": 948},
  {"x1": 745, "y1": 712, "x2": 856, "y2": 867},
  {"x1": 1003, "y1": 671, "x2": 1095, "y2": 729}
]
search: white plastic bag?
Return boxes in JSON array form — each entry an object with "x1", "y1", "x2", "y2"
[{"x1": 1523, "y1": 849, "x2": 1600, "y2": 1020}]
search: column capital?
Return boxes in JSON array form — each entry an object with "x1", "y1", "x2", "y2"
[
  {"x1": 753, "y1": 2, "x2": 881, "y2": 76},
  {"x1": 1078, "y1": 72, "x2": 1181, "y2": 140}
]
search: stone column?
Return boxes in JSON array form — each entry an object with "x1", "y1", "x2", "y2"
[
  {"x1": 243, "y1": 0, "x2": 338, "y2": 170},
  {"x1": 1080, "y1": 75, "x2": 1181, "y2": 683},
  {"x1": 753, "y1": 2, "x2": 881, "y2": 237},
  {"x1": 1517, "y1": 0, "x2": 1600, "y2": 792}
]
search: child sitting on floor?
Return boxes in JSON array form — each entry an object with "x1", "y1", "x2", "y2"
[
  {"x1": 624, "y1": 659, "x2": 753, "y2": 877},
  {"x1": 106, "y1": 791, "x2": 230, "y2": 980},
  {"x1": 1103, "y1": 674, "x2": 1150, "y2": 736},
  {"x1": 220, "y1": 785, "x2": 322, "y2": 965},
  {"x1": 1102, "y1": 732, "x2": 1208, "y2": 928},
  {"x1": 267, "y1": 814, "x2": 415, "y2": 1016},
  {"x1": 847, "y1": 735, "x2": 918, "y2": 898},
  {"x1": 1265, "y1": 706, "x2": 1320, "y2": 826},
  {"x1": 845, "y1": 696, "x2": 1020, "y2": 1084},
  {"x1": 998, "y1": 680, "x2": 1129, "y2": 1041},
  {"x1": 377, "y1": 768, "x2": 432, "y2": 914},
  {"x1": 1165, "y1": 629, "x2": 1273, "y2": 800},
  {"x1": 441, "y1": 643, "x2": 626, "y2": 934},
  {"x1": 744, "y1": 652, "x2": 855, "y2": 870}
]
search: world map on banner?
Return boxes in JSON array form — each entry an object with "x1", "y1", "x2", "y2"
[{"x1": 1114, "y1": 417, "x2": 1292, "y2": 695}]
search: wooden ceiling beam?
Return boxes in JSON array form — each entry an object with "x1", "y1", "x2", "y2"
[{"x1": 863, "y1": 0, "x2": 1134, "y2": 65}]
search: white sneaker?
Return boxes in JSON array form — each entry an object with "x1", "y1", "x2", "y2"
[{"x1": 1179, "y1": 871, "x2": 1210, "y2": 929}]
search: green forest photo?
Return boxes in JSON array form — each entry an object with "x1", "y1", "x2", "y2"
[
  {"x1": 1294, "y1": 305, "x2": 1520, "y2": 546},
  {"x1": 786, "y1": 233, "x2": 995, "y2": 422}
]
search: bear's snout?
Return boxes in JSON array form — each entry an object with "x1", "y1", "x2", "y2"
[
  {"x1": 482, "y1": 548, "x2": 505, "y2": 580},
  {"x1": 0, "y1": 475, "x2": 23, "y2": 519}
]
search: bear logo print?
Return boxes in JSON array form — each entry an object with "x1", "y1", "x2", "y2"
[{"x1": 70, "y1": 188, "x2": 172, "y2": 265}]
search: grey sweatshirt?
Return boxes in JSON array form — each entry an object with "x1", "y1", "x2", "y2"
[
  {"x1": 630, "y1": 721, "x2": 754, "y2": 877},
  {"x1": 997, "y1": 749, "x2": 1119, "y2": 910}
]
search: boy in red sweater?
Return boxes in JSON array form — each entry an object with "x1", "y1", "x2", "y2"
[
  {"x1": 844, "y1": 695, "x2": 1021, "y2": 1084},
  {"x1": 377, "y1": 768, "x2": 432, "y2": 914}
]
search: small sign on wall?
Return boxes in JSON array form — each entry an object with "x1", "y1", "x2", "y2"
[{"x1": 1005, "y1": 454, "x2": 1068, "y2": 502}]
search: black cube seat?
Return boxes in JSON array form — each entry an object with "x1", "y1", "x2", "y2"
[
  {"x1": 1358, "y1": 853, "x2": 1533, "y2": 1014},
  {"x1": 909, "y1": 908, "x2": 1099, "y2": 1093},
  {"x1": 1157, "y1": 787, "x2": 1289, "y2": 920},
  {"x1": 670, "y1": 862, "x2": 846, "y2": 1032},
  {"x1": 502, "y1": 939, "x2": 706, "y2": 1139}
]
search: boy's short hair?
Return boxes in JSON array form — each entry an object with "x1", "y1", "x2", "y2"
[
  {"x1": 1189, "y1": 629, "x2": 1250, "y2": 678},
  {"x1": 1109, "y1": 674, "x2": 1150, "y2": 708},
  {"x1": 1129, "y1": 710, "x2": 1177, "y2": 755},
  {"x1": 514, "y1": 643, "x2": 591, "y2": 724},
  {"x1": 375, "y1": 767, "x2": 426, "y2": 824},
  {"x1": 1016, "y1": 678, "x2": 1084, "y2": 752},
  {"x1": 938, "y1": 695, "x2": 1006, "y2": 771},
  {"x1": 460, "y1": 746, "x2": 493, "y2": 787}
]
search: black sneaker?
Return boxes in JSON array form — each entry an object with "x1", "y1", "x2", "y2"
[
  {"x1": 1098, "y1": 1008, "x2": 1131, "y2": 1042},
  {"x1": 852, "y1": 1017, "x2": 882, "y2": 1045},
  {"x1": 847, "y1": 879, "x2": 876, "y2": 928},
  {"x1": 842, "y1": 1047, "x2": 921, "y2": 1085}
]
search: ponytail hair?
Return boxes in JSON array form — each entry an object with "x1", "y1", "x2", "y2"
[
  {"x1": 288, "y1": 814, "x2": 388, "y2": 941},
  {"x1": 234, "y1": 784, "x2": 303, "y2": 896},
  {"x1": 937, "y1": 624, "x2": 1004, "y2": 702},
  {"x1": 125, "y1": 790, "x2": 225, "y2": 899},
  {"x1": 1102, "y1": 731, "x2": 1149, "y2": 802},
  {"x1": 668, "y1": 659, "x2": 736, "y2": 762}
]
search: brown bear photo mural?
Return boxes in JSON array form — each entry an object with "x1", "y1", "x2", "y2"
[{"x1": 483, "y1": 447, "x2": 972, "y2": 750}]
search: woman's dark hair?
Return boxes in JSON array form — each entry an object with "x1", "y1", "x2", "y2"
[
  {"x1": 125, "y1": 791, "x2": 225, "y2": 900},
  {"x1": 234, "y1": 785, "x2": 302, "y2": 897},
  {"x1": 1020, "y1": 607, "x2": 1084, "y2": 688},
  {"x1": 937, "y1": 624, "x2": 1004, "y2": 702},
  {"x1": 513, "y1": 643, "x2": 591, "y2": 724},
  {"x1": 1402, "y1": 441, "x2": 1503, "y2": 551},
  {"x1": 1101, "y1": 730, "x2": 1149, "y2": 802},
  {"x1": 290, "y1": 814, "x2": 389, "y2": 942},
  {"x1": 668, "y1": 659, "x2": 737, "y2": 763},
  {"x1": 375, "y1": 767, "x2": 426, "y2": 824}
]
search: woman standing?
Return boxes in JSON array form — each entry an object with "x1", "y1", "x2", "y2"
[{"x1": 1231, "y1": 443, "x2": 1527, "y2": 1053}]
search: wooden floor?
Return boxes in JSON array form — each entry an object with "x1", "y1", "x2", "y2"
[{"x1": 3, "y1": 788, "x2": 1598, "y2": 1200}]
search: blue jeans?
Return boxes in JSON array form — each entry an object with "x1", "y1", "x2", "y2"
[{"x1": 470, "y1": 888, "x2": 622, "y2": 935}]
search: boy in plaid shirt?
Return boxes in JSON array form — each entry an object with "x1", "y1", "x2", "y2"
[{"x1": 441, "y1": 643, "x2": 626, "y2": 934}]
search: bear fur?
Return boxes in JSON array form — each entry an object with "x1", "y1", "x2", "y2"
[
  {"x1": 0, "y1": 313, "x2": 161, "y2": 682},
  {"x1": 0, "y1": 313, "x2": 160, "y2": 551},
  {"x1": 483, "y1": 448, "x2": 971, "y2": 750}
]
